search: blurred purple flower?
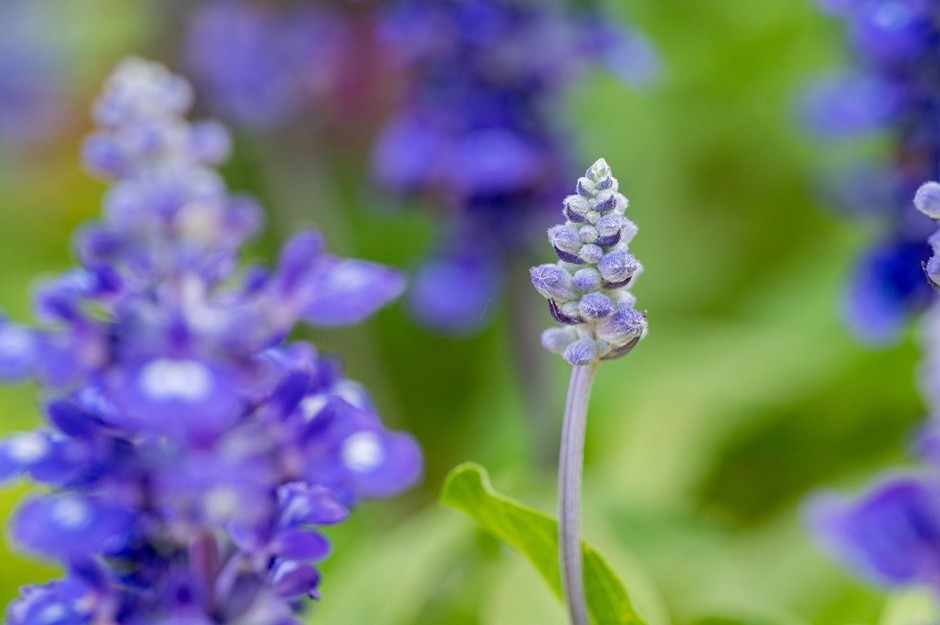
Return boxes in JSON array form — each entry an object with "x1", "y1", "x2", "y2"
[
  {"x1": 804, "y1": 0, "x2": 940, "y2": 342},
  {"x1": 185, "y1": 1, "x2": 351, "y2": 129},
  {"x1": 809, "y1": 474, "x2": 940, "y2": 589},
  {"x1": 1, "y1": 59, "x2": 421, "y2": 625},
  {"x1": 374, "y1": 0, "x2": 660, "y2": 334}
]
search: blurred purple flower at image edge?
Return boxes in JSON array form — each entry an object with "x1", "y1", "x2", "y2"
[{"x1": 0, "y1": 58, "x2": 422, "y2": 625}]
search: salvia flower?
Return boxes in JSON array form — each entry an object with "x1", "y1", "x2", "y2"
[
  {"x1": 0, "y1": 58, "x2": 421, "y2": 625},
  {"x1": 803, "y1": 0, "x2": 940, "y2": 343},
  {"x1": 530, "y1": 158, "x2": 647, "y2": 366},
  {"x1": 375, "y1": 0, "x2": 660, "y2": 334},
  {"x1": 809, "y1": 198, "x2": 940, "y2": 593}
]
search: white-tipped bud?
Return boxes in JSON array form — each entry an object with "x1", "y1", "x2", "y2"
[
  {"x1": 579, "y1": 226, "x2": 598, "y2": 243},
  {"x1": 541, "y1": 327, "x2": 579, "y2": 354},
  {"x1": 588, "y1": 158, "x2": 611, "y2": 180},
  {"x1": 577, "y1": 244, "x2": 604, "y2": 264},
  {"x1": 614, "y1": 194, "x2": 629, "y2": 214},
  {"x1": 572, "y1": 267, "x2": 601, "y2": 291},
  {"x1": 578, "y1": 292, "x2": 613, "y2": 319},
  {"x1": 577, "y1": 177, "x2": 596, "y2": 198},
  {"x1": 564, "y1": 195, "x2": 591, "y2": 215},
  {"x1": 598, "y1": 250, "x2": 639, "y2": 284},
  {"x1": 548, "y1": 225, "x2": 581, "y2": 253},
  {"x1": 915, "y1": 181, "x2": 940, "y2": 220},
  {"x1": 596, "y1": 307, "x2": 647, "y2": 345},
  {"x1": 596, "y1": 214, "x2": 626, "y2": 238},
  {"x1": 530, "y1": 264, "x2": 576, "y2": 301},
  {"x1": 594, "y1": 190, "x2": 617, "y2": 212},
  {"x1": 563, "y1": 338, "x2": 597, "y2": 365}
]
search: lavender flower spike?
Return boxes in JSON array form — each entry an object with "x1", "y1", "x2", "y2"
[
  {"x1": 531, "y1": 158, "x2": 647, "y2": 365},
  {"x1": 531, "y1": 159, "x2": 647, "y2": 625},
  {"x1": 0, "y1": 58, "x2": 421, "y2": 625}
]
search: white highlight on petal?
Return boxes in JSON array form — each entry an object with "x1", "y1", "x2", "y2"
[
  {"x1": 300, "y1": 395, "x2": 328, "y2": 421},
  {"x1": 332, "y1": 380, "x2": 368, "y2": 409},
  {"x1": 138, "y1": 359, "x2": 212, "y2": 402},
  {"x1": 0, "y1": 326, "x2": 33, "y2": 359},
  {"x1": 206, "y1": 487, "x2": 240, "y2": 520},
  {"x1": 6, "y1": 433, "x2": 49, "y2": 463},
  {"x1": 341, "y1": 432, "x2": 384, "y2": 473},
  {"x1": 324, "y1": 262, "x2": 372, "y2": 294},
  {"x1": 51, "y1": 497, "x2": 92, "y2": 530}
]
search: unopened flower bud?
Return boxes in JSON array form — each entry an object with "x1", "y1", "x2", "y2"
[
  {"x1": 915, "y1": 182, "x2": 940, "y2": 220},
  {"x1": 563, "y1": 338, "x2": 597, "y2": 365},
  {"x1": 530, "y1": 264, "x2": 576, "y2": 301}
]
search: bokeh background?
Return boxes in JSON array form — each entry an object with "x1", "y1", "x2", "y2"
[{"x1": 0, "y1": 1, "x2": 924, "y2": 624}]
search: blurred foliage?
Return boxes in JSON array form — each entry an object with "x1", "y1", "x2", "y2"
[{"x1": 0, "y1": 0, "x2": 927, "y2": 624}]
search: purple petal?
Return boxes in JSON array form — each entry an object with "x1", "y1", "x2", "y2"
[
  {"x1": 409, "y1": 255, "x2": 500, "y2": 334},
  {"x1": 302, "y1": 259, "x2": 405, "y2": 326},
  {"x1": 13, "y1": 494, "x2": 133, "y2": 560},
  {"x1": 808, "y1": 475, "x2": 940, "y2": 587},
  {"x1": 272, "y1": 528, "x2": 331, "y2": 561}
]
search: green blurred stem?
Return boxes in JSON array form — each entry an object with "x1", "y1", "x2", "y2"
[{"x1": 558, "y1": 362, "x2": 598, "y2": 625}]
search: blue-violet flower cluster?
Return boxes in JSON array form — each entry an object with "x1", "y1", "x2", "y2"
[
  {"x1": 807, "y1": 182, "x2": 940, "y2": 594},
  {"x1": 0, "y1": 58, "x2": 421, "y2": 625},
  {"x1": 803, "y1": 0, "x2": 940, "y2": 342},
  {"x1": 530, "y1": 158, "x2": 647, "y2": 365},
  {"x1": 375, "y1": 0, "x2": 660, "y2": 334}
]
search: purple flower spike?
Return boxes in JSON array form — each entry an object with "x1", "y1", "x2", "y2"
[
  {"x1": 809, "y1": 475, "x2": 940, "y2": 588},
  {"x1": 373, "y1": 0, "x2": 659, "y2": 335},
  {"x1": 530, "y1": 159, "x2": 647, "y2": 364},
  {"x1": 1, "y1": 59, "x2": 421, "y2": 625}
]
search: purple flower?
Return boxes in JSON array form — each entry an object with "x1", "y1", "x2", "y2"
[
  {"x1": 184, "y1": 1, "x2": 351, "y2": 129},
  {"x1": 804, "y1": 0, "x2": 940, "y2": 341},
  {"x1": 809, "y1": 474, "x2": 940, "y2": 588},
  {"x1": 1, "y1": 59, "x2": 421, "y2": 624},
  {"x1": 530, "y1": 159, "x2": 646, "y2": 365},
  {"x1": 375, "y1": 0, "x2": 659, "y2": 335}
]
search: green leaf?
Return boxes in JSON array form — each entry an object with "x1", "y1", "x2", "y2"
[{"x1": 440, "y1": 462, "x2": 648, "y2": 625}]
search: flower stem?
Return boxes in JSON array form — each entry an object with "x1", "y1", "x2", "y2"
[{"x1": 558, "y1": 362, "x2": 598, "y2": 625}]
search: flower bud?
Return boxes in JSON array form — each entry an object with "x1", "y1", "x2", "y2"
[
  {"x1": 541, "y1": 327, "x2": 578, "y2": 354},
  {"x1": 598, "y1": 250, "x2": 638, "y2": 284},
  {"x1": 597, "y1": 307, "x2": 647, "y2": 345},
  {"x1": 530, "y1": 264, "x2": 576, "y2": 301},
  {"x1": 915, "y1": 181, "x2": 940, "y2": 220},
  {"x1": 578, "y1": 292, "x2": 613, "y2": 319},
  {"x1": 563, "y1": 338, "x2": 597, "y2": 365},
  {"x1": 577, "y1": 244, "x2": 603, "y2": 264},
  {"x1": 572, "y1": 268, "x2": 601, "y2": 291},
  {"x1": 548, "y1": 225, "x2": 581, "y2": 252},
  {"x1": 579, "y1": 226, "x2": 598, "y2": 243}
]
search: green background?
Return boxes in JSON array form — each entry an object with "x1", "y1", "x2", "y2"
[{"x1": 0, "y1": 1, "x2": 927, "y2": 623}]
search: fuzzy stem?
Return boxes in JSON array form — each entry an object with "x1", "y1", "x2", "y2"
[{"x1": 558, "y1": 363, "x2": 598, "y2": 625}]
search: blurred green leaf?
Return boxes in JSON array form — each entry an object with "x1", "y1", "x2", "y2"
[
  {"x1": 878, "y1": 591, "x2": 938, "y2": 625},
  {"x1": 440, "y1": 462, "x2": 648, "y2": 625}
]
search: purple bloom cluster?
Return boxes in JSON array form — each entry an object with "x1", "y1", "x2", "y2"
[
  {"x1": 184, "y1": 0, "x2": 355, "y2": 130},
  {"x1": 374, "y1": 0, "x2": 659, "y2": 334},
  {"x1": 529, "y1": 159, "x2": 647, "y2": 365},
  {"x1": 803, "y1": 0, "x2": 940, "y2": 342},
  {"x1": 0, "y1": 59, "x2": 421, "y2": 625},
  {"x1": 809, "y1": 187, "x2": 940, "y2": 592}
]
